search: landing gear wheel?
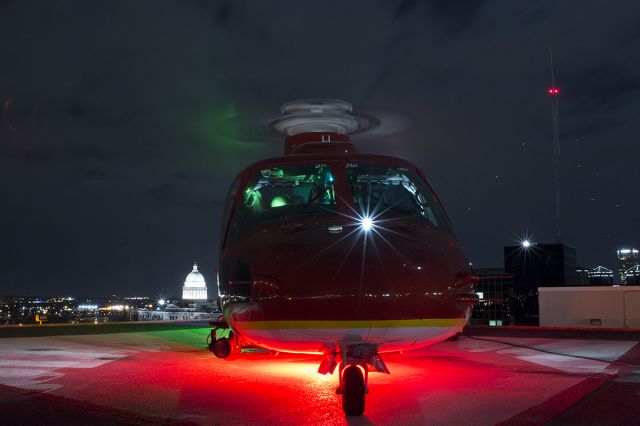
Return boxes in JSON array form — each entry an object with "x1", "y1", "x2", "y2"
[
  {"x1": 342, "y1": 366, "x2": 365, "y2": 416},
  {"x1": 212, "y1": 337, "x2": 232, "y2": 358}
]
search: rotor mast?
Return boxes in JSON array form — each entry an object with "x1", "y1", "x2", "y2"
[{"x1": 270, "y1": 99, "x2": 369, "y2": 154}]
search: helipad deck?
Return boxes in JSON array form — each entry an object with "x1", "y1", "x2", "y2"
[{"x1": 0, "y1": 324, "x2": 638, "y2": 425}]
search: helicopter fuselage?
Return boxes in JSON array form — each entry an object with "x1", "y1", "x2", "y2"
[{"x1": 217, "y1": 146, "x2": 475, "y2": 355}]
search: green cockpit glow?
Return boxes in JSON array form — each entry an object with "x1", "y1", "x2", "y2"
[
  {"x1": 270, "y1": 196, "x2": 289, "y2": 208},
  {"x1": 226, "y1": 163, "x2": 340, "y2": 245},
  {"x1": 244, "y1": 188, "x2": 264, "y2": 213}
]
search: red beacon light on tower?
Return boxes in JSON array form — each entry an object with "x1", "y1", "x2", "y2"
[
  {"x1": 547, "y1": 87, "x2": 560, "y2": 96},
  {"x1": 209, "y1": 98, "x2": 477, "y2": 416}
]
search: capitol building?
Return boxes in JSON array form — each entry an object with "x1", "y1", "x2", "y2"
[
  {"x1": 182, "y1": 262, "x2": 208, "y2": 301},
  {"x1": 136, "y1": 262, "x2": 215, "y2": 321}
]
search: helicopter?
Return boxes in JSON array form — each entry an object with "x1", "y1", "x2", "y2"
[{"x1": 208, "y1": 99, "x2": 477, "y2": 416}]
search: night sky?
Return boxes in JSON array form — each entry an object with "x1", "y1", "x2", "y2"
[{"x1": 2, "y1": 1, "x2": 640, "y2": 297}]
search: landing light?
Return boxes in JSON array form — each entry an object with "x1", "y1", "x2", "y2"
[{"x1": 360, "y1": 217, "x2": 374, "y2": 232}]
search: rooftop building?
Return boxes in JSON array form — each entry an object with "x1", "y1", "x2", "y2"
[
  {"x1": 504, "y1": 242, "x2": 577, "y2": 325},
  {"x1": 626, "y1": 265, "x2": 640, "y2": 285},
  {"x1": 136, "y1": 303, "x2": 215, "y2": 321},
  {"x1": 587, "y1": 265, "x2": 614, "y2": 286},
  {"x1": 617, "y1": 248, "x2": 639, "y2": 285},
  {"x1": 470, "y1": 268, "x2": 514, "y2": 326},
  {"x1": 576, "y1": 266, "x2": 590, "y2": 286},
  {"x1": 505, "y1": 242, "x2": 577, "y2": 288}
]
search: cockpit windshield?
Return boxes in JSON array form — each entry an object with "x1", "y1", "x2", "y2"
[
  {"x1": 226, "y1": 163, "x2": 337, "y2": 244},
  {"x1": 346, "y1": 163, "x2": 451, "y2": 230}
]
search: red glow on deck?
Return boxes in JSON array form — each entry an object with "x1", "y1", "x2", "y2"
[
  {"x1": 3, "y1": 330, "x2": 638, "y2": 424},
  {"x1": 52, "y1": 342, "x2": 499, "y2": 423}
]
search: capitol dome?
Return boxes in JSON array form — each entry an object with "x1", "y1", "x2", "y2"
[
  {"x1": 182, "y1": 262, "x2": 208, "y2": 300},
  {"x1": 185, "y1": 263, "x2": 206, "y2": 288}
]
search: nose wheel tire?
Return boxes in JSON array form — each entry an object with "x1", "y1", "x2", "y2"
[
  {"x1": 341, "y1": 365, "x2": 365, "y2": 416},
  {"x1": 212, "y1": 337, "x2": 232, "y2": 359}
]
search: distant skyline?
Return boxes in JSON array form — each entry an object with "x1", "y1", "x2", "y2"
[{"x1": 2, "y1": 1, "x2": 640, "y2": 296}]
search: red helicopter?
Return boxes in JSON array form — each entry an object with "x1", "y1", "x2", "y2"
[{"x1": 209, "y1": 99, "x2": 477, "y2": 416}]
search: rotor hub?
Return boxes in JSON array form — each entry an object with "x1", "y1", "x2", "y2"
[{"x1": 270, "y1": 98, "x2": 369, "y2": 136}]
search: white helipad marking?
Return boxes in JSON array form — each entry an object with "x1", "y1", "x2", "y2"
[
  {"x1": 459, "y1": 339, "x2": 506, "y2": 353},
  {"x1": 461, "y1": 337, "x2": 636, "y2": 375},
  {"x1": 0, "y1": 338, "x2": 139, "y2": 392},
  {"x1": 0, "y1": 368, "x2": 65, "y2": 391},
  {"x1": 0, "y1": 359, "x2": 118, "y2": 368},
  {"x1": 501, "y1": 339, "x2": 635, "y2": 374},
  {"x1": 515, "y1": 352, "x2": 613, "y2": 374}
]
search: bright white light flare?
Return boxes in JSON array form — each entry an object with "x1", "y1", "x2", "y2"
[{"x1": 360, "y1": 217, "x2": 374, "y2": 232}]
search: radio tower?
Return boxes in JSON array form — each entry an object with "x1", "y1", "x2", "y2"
[{"x1": 548, "y1": 47, "x2": 561, "y2": 241}]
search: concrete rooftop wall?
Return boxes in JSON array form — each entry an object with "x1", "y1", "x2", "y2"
[{"x1": 539, "y1": 286, "x2": 640, "y2": 328}]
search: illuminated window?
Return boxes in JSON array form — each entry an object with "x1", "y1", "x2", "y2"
[
  {"x1": 345, "y1": 163, "x2": 451, "y2": 230},
  {"x1": 226, "y1": 163, "x2": 337, "y2": 244}
]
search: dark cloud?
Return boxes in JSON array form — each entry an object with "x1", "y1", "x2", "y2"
[
  {"x1": 146, "y1": 182, "x2": 176, "y2": 204},
  {"x1": 614, "y1": 21, "x2": 640, "y2": 47},
  {"x1": 12, "y1": 147, "x2": 56, "y2": 163},
  {"x1": 145, "y1": 176, "x2": 224, "y2": 208},
  {"x1": 72, "y1": 146, "x2": 116, "y2": 161},
  {"x1": 0, "y1": 0, "x2": 15, "y2": 13},
  {"x1": 561, "y1": 118, "x2": 628, "y2": 139},
  {"x1": 62, "y1": 101, "x2": 134, "y2": 128},
  {"x1": 214, "y1": 0, "x2": 232, "y2": 26},
  {"x1": 521, "y1": 5, "x2": 551, "y2": 26},
  {"x1": 393, "y1": 0, "x2": 487, "y2": 36},
  {"x1": 66, "y1": 102, "x2": 86, "y2": 119},
  {"x1": 70, "y1": 168, "x2": 109, "y2": 185},
  {"x1": 428, "y1": 0, "x2": 487, "y2": 36},
  {"x1": 563, "y1": 63, "x2": 640, "y2": 115},
  {"x1": 173, "y1": 171, "x2": 208, "y2": 182},
  {"x1": 394, "y1": 0, "x2": 419, "y2": 20},
  {"x1": 196, "y1": 0, "x2": 233, "y2": 26},
  {"x1": 1, "y1": 1, "x2": 640, "y2": 295}
]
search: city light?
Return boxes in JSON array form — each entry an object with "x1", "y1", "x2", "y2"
[
  {"x1": 78, "y1": 304, "x2": 98, "y2": 310},
  {"x1": 617, "y1": 248, "x2": 638, "y2": 255},
  {"x1": 522, "y1": 239, "x2": 531, "y2": 248}
]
